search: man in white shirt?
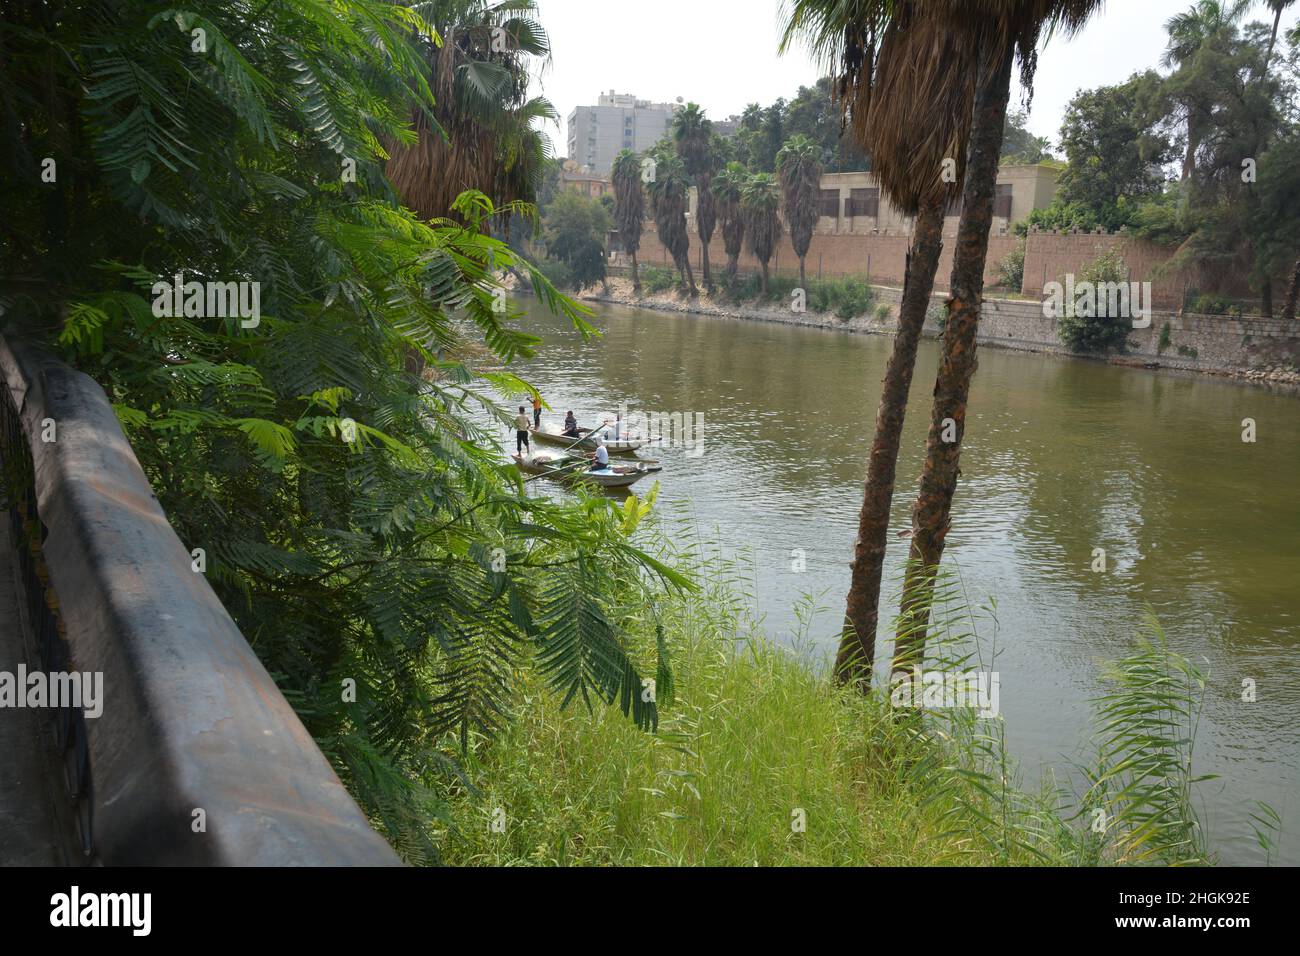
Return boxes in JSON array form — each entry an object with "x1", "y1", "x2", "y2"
[{"x1": 590, "y1": 439, "x2": 609, "y2": 470}]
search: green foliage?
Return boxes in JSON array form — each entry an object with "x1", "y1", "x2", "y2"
[
  {"x1": 776, "y1": 134, "x2": 822, "y2": 263},
  {"x1": 1056, "y1": 248, "x2": 1135, "y2": 353},
  {"x1": 610, "y1": 149, "x2": 646, "y2": 260},
  {"x1": 1083, "y1": 613, "x2": 1215, "y2": 864},
  {"x1": 1055, "y1": 72, "x2": 1178, "y2": 213},
  {"x1": 811, "y1": 276, "x2": 875, "y2": 318},
  {"x1": 441, "y1": 551, "x2": 1224, "y2": 866},
  {"x1": 1190, "y1": 292, "x2": 1240, "y2": 315},
  {"x1": 1001, "y1": 109, "x2": 1054, "y2": 163},
  {"x1": 1157, "y1": 321, "x2": 1173, "y2": 354},
  {"x1": 0, "y1": 0, "x2": 686, "y2": 863},
  {"x1": 542, "y1": 191, "x2": 609, "y2": 290},
  {"x1": 996, "y1": 239, "x2": 1026, "y2": 292},
  {"x1": 716, "y1": 271, "x2": 874, "y2": 319},
  {"x1": 639, "y1": 266, "x2": 677, "y2": 295}
]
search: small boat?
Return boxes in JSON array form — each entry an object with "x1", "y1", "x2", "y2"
[
  {"x1": 512, "y1": 452, "x2": 661, "y2": 489},
  {"x1": 530, "y1": 422, "x2": 648, "y2": 455}
]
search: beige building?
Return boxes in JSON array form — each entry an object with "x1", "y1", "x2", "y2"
[
  {"x1": 559, "y1": 159, "x2": 613, "y2": 199},
  {"x1": 812, "y1": 163, "x2": 1061, "y2": 236}
]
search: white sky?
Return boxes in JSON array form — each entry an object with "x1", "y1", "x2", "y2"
[{"x1": 528, "y1": 0, "x2": 1299, "y2": 156}]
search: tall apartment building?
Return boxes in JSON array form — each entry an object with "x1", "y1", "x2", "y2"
[{"x1": 567, "y1": 91, "x2": 681, "y2": 176}]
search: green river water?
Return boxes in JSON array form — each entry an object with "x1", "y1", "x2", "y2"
[{"x1": 516, "y1": 297, "x2": 1300, "y2": 865}]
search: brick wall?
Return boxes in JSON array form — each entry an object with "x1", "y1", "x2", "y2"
[{"x1": 628, "y1": 223, "x2": 1020, "y2": 290}]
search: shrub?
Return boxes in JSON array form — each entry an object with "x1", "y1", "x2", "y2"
[
  {"x1": 996, "y1": 239, "x2": 1026, "y2": 292},
  {"x1": 641, "y1": 265, "x2": 677, "y2": 294},
  {"x1": 813, "y1": 276, "x2": 874, "y2": 319},
  {"x1": 1189, "y1": 293, "x2": 1244, "y2": 318},
  {"x1": 875, "y1": 304, "x2": 893, "y2": 323},
  {"x1": 1056, "y1": 248, "x2": 1133, "y2": 353},
  {"x1": 1157, "y1": 322, "x2": 1172, "y2": 355}
]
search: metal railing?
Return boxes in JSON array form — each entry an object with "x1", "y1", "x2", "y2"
[{"x1": 0, "y1": 336, "x2": 400, "y2": 865}]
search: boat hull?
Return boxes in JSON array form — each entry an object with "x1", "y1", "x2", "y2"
[
  {"x1": 512, "y1": 453, "x2": 657, "y2": 488},
  {"x1": 530, "y1": 426, "x2": 646, "y2": 455}
]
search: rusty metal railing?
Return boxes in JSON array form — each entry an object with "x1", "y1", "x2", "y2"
[{"x1": 0, "y1": 336, "x2": 400, "y2": 865}]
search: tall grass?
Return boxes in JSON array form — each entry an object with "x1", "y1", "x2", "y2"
[{"x1": 435, "y1": 534, "x2": 1233, "y2": 866}]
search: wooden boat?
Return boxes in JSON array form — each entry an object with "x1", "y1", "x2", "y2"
[
  {"x1": 512, "y1": 452, "x2": 660, "y2": 489},
  {"x1": 529, "y1": 422, "x2": 648, "y2": 455}
]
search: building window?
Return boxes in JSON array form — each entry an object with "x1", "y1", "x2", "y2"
[
  {"x1": 994, "y1": 183, "x2": 1013, "y2": 219},
  {"x1": 818, "y1": 189, "x2": 841, "y2": 218},
  {"x1": 847, "y1": 187, "x2": 879, "y2": 218}
]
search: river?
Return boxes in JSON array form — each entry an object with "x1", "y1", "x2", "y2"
[{"x1": 515, "y1": 297, "x2": 1300, "y2": 865}]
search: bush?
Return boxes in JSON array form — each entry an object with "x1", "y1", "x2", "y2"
[
  {"x1": 996, "y1": 239, "x2": 1026, "y2": 292},
  {"x1": 1157, "y1": 322, "x2": 1172, "y2": 355},
  {"x1": 717, "y1": 272, "x2": 761, "y2": 303},
  {"x1": 713, "y1": 273, "x2": 874, "y2": 319},
  {"x1": 641, "y1": 265, "x2": 677, "y2": 294},
  {"x1": 1056, "y1": 248, "x2": 1133, "y2": 353},
  {"x1": 811, "y1": 276, "x2": 874, "y2": 319},
  {"x1": 536, "y1": 258, "x2": 573, "y2": 291},
  {"x1": 1188, "y1": 293, "x2": 1244, "y2": 318}
]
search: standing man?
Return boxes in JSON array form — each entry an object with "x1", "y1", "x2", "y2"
[
  {"x1": 515, "y1": 405, "x2": 531, "y2": 455},
  {"x1": 531, "y1": 393, "x2": 542, "y2": 429}
]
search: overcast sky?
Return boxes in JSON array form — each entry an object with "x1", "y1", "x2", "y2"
[{"x1": 528, "y1": 0, "x2": 1299, "y2": 156}]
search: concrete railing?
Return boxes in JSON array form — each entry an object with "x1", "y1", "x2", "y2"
[{"x1": 0, "y1": 336, "x2": 400, "y2": 865}]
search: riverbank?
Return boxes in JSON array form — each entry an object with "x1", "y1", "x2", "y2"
[
  {"x1": 580, "y1": 276, "x2": 1300, "y2": 389},
  {"x1": 438, "y1": 540, "x2": 1218, "y2": 866}
]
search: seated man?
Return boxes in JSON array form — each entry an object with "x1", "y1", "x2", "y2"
[
  {"x1": 589, "y1": 439, "x2": 609, "y2": 471},
  {"x1": 562, "y1": 410, "x2": 580, "y2": 437}
]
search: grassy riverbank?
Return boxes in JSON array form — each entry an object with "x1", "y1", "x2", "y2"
[{"x1": 437, "y1": 536, "x2": 1219, "y2": 867}]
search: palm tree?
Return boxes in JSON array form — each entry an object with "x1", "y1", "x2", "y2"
[
  {"x1": 741, "y1": 174, "x2": 782, "y2": 295},
  {"x1": 714, "y1": 163, "x2": 748, "y2": 280},
  {"x1": 1161, "y1": 0, "x2": 1250, "y2": 184},
  {"x1": 890, "y1": 0, "x2": 1106, "y2": 674},
  {"x1": 673, "y1": 104, "x2": 719, "y2": 291},
  {"x1": 647, "y1": 146, "x2": 697, "y2": 294},
  {"x1": 611, "y1": 149, "x2": 646, "y2": 291},
  {"x1": 386, "y1": 0, "x2": 557, "y2": 222},
  {"x1": 776, "y1": 135, "x2": 824, "y2": 288},
  {"x1": 781, "y1": 0, "x2": 977, "y2": 688},
  {"x1": 1261, "y1": 0, "x2": 1297, "y2": 75}
]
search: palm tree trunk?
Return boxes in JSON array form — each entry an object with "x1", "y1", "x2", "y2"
[
  {"x1": 631, "y1": 251, "x2": 641, "y2": 292},
  {"x1": 1284, "y1": 257, "x2": 1300, "y2": 322},
  {"x1": 893, "y1": 40, "x2": 1015, "y2": 675},
  {"x1": 835, "y1": 198, "x2": 945, "y2": 690},
  {"x1": 684, "y1": 256, "x2": 698, "y2": 296},
  {"x1": 1264, "y1": 8, "x2": 1283, "y2": 79},
  {"x1": 760, "y1": 261, "x2": 770, "y2": 296},
  {"x1": 701, "y1": 242, "x2": 713, "y2": 292},
  {"x1": 799, "y1": 256, "x2": 807, "y2": 289},
  {"x1": 727, "y1": 253, "x2": 739, "y2": 279}
]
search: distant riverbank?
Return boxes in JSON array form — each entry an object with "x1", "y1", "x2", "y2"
[{"x1": 576, "y1": 276, "x2": 1300, "y2": 390}]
